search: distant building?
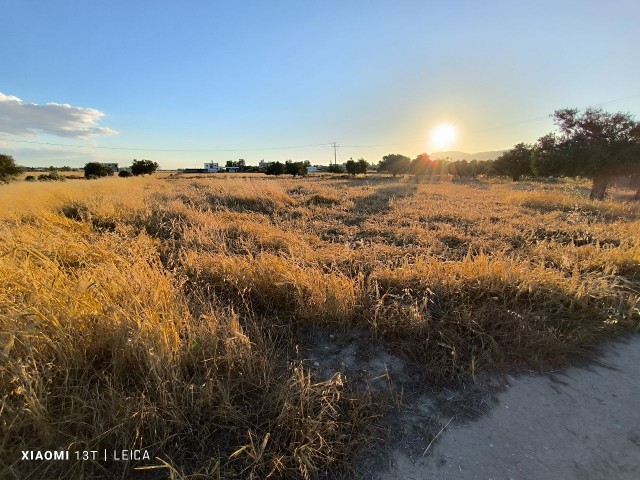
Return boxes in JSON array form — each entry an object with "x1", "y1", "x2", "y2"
[
  {"x1": 204, "y1": 162, "x2": 219, "y2": 173},
  {"x1": 306, "y1": 166, "x2": 318, "y2": 173},
  {"x1": 226, "y1": 166, "x2": 240, "y2": 173},
  {"x1": 258, "y1": 160, "x2": 273, "y2": 170},
  {"x1": 102, "y1": 163, "x2": 119, "y2": 172}
]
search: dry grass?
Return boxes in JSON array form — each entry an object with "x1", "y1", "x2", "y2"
[{"x1": 1, "y1": 174, "x2": 638, "y2": 478}]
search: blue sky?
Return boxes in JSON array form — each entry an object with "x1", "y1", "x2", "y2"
[{"x1": 2, "y1": 0, "x2": 640, "y2": 168}]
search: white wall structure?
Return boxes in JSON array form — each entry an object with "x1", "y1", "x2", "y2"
[
  {"x1": 204, "y1": 162, "x2": 219, "y2": 172},
  {"x1": 258, "y1": 160, "x2": 272, "y2": 170}
]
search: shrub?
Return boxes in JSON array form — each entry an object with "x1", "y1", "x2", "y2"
[
  {"x1": 118, "y1": 170, "x2": 133, "y2": 178},
  {"x1": 84, "y1": 162, "x2": 112, "y2": 178},
  {"x1": 37, "y1": 171, "x2": 66, "y2": 182}
]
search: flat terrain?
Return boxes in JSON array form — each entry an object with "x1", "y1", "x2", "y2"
[
  {"x1": 1, "y1": 174, "x2": 638, "y2": 479},
  {"x1": 379, "y1": 335, "x2": 640, "y2": 480}
]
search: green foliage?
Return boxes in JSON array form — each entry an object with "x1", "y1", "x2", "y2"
[
  {"x1": 265, "y1": 161, "x2": 285, "y2": 176},
  {"x1": 534, "y1": 108, "x2": 640, "y2": 178},
  {"x1": 84, "y1": 162, "x2": 113, "y2": 178},
  {"x1": 378, "y1": 154, "x2": 411, "y2": 176},
  {"x1": 492, "y1": 143, "x2": 534, "y2": 181},
  {"x1": 284, "y1": 160, "x2": 307, "y2": 177},
  {"x1": 131, "y1": 159, "x2": 159, "y2": 176},
  {"x1": 533, "y1": 108, "x2": 640, "y2": 199},
  {"x1": 118, "y1": 170, "x2": 133, "y2": 178},
  {"x1": 0, "y1": 154, "x2": 24, "y2": 182},
  {"x1": 447, "y1": 160, "x2": 494, "y2": 178},
  {"x1": 24, "y1": 175, "x2": 36, "y2": 182},
  {"x1": 345, "y1": 158, "x2": 368, "y2": 175},
  {"x1": 327, "y1": 164, "x2": 344, "y2": 173}
]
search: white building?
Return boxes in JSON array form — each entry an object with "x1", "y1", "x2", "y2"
[
  {"x1": 102, "y1": 163, "x2": 119, "y2": 172},
  {"x1": 258, "y1": 160, "x2": 273, "y2": 170},
  {"x1": 204, "y1": 162, "x2": 219, "y2": 173}
]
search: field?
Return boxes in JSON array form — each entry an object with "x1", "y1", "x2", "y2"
[{"x1": 1, "y1": 174, "x2": 639, "y2": 479}]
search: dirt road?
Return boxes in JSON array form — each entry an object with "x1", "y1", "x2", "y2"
[{"x1": 379, "y1": 335, "x2": 640, "y2": 480}]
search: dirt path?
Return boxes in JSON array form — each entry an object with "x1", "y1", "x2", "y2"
[{"x1": 377, "y1": 335, "x2": 640, "y2": 480}]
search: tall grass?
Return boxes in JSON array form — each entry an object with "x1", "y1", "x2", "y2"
[{"x1": 1, "y1": 174, "x2": 638, "y2": 478}]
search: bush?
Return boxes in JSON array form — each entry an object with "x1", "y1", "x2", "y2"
[
  {"x1": 38, "y1": 171, "x2": 66, "y2": 182},
  {"x1": 0, "y1": 154, "x2": 24, "y2": 182},
  {"x1": 118, "y1": 170, "x2": 133, "y2": 178},
  {"x1": 84, "y1": 162, "x2": 112, "y2": 178},
  {"x1": 24, "y1": 175, "x2": 36, "y2": 182}
]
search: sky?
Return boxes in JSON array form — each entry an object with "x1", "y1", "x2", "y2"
[{"x1": 1, "y1": 0, "x2": 640, "y2": 169}]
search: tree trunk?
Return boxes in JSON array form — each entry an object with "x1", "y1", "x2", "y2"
[{"x1": 589, "y1": 176, "x2": 609, "y2": 200}]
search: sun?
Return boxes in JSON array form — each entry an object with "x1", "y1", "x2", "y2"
[{"x1": 430, "y1": 123, "x2": 457, "y2": 150}]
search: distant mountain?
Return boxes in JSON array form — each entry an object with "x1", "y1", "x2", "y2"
[{"x1": 429, "y1": 150, "x2": 505, "y2": 161}]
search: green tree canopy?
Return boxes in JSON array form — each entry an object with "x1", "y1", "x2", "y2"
[
  {"x1": 131, "y1": 159, "x2": 159, "y2": 176},
  {"x1": 0, "y1": 154, "x2": 23, "y2": 182},
  {"x1": 284, "y1": 161, "x2": 307, "y2": 177},
  {"x1": 84, "y1": 162, "x2": 113, "y2": 178},
  {"x1": 345, "y1": 158, "x2": 368, "y2": 175},
  {"x1": 265, "y1": 161, "x2": 284, "y2": 176},
  {"x1": 378, "y1": 154, "x2": 411, "y2": 177},
  {"x1": 492, "y1": 143, "x2": 534, "y2": 181},
  {"x1": 533, "y1": 108, "x2": 640, "y2": 199}
]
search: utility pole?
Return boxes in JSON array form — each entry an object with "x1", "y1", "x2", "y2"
[{"x1": 331, "y1": 142, "x2": 337, "y2": 165}]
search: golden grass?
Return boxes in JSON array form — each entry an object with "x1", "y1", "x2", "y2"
[{"x1": 1, "y1": 174, "x2": 638, "y2": 478}]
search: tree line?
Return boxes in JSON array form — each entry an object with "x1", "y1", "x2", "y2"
[
  {"x1": 376, "y1": 108, "x2": 640, "y2": 200},
  {"x1": 2, "y1": 107, "x2": 638, "y2": 198}
]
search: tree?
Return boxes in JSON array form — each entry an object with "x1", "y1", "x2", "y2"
[
  {"x1": 327, "y1": 164, "x2": 343, "y2": 173},
  {"x1": 84, "y1": 162, "x2": 112, "y2": 178},
  {"x1": 131, "y1": 159, "x2": 159, "y2": 176},
  {"x1": 265, "y1": 161, "x2": 284, "y2": 176},
  {"x1": 533, "y1": 108, "x2": 640, "y2": 199},
  {"x1": 378, "y1": 154, "x2": 411, "y2": 177},
  {"x1": 0, "y1": 154, "x2": 23, "y2": 182},
  {"x1": 409, "y1": 153, "x2": 434, "y2": 178},
  {"x1": 285, "y1": 160, "x2": 307, "y2": 177},
  {"x1": 356, "y1": 158, "x2": 368, "y2": 174},
  {"x1": 448, "y1": 160, "x2": 473, "y2": 179},
  {"x1": 468, "y1": 159, "x2": 492, "y2": 177},
  {"x1": 492, "y1": 143, "x2": 533, "y2": 181},
  {"x1": 345, "y1": 158, "x2": 368, "y2": 175},
  {"x1": 345, "y1": 159, "x2": 357, "y2": 175}
]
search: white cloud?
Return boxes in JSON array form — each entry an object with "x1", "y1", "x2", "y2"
[{"x1": 0, "y1": 91, "x2": 117, "y2": 138}]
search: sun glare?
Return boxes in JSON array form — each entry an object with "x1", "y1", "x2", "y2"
[{"x1": 430, "y1": 123, "x2": 457, "y2": 150}]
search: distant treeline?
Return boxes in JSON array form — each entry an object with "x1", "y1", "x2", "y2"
[{"x1": 377, "y1": 108, "x2": 640, "y2": 200}]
